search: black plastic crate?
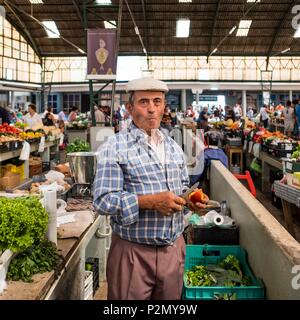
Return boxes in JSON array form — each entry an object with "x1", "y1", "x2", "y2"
[
  {"x1": 185, "y1": 225, "x2": 239, "y2": 245},
  {"x1": 85, "y1": 257, "x2": 99, "y2": 295},
  {"x1": 0, "y1": 142, "x2": 10, "y2": 153},
  {"x1": 9, "y1": 140, "x2": 23, "y2": 151},
  {"x1": 42, "y1": 162, "x2": 50, "y2": 172}
]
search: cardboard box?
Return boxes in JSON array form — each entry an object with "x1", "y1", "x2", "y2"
[{"x1": 0, "y1": 172, "x2": 21, "y2": 190}]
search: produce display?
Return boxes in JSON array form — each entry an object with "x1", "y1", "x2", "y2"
[
  {"x1": 13, "y1": 179, "x2": 71, "y2": 195},
  {"x1": 7, "y1": 239, "x2": 62, "y2": 282},
  {"x1": 0, "y1": 122, "x2": 62, "y2": 154},
  {"x1": 66, "y1": 198, "x2": 94, "y2": 212},
  {"x1": 66, "y1": 138, "x2": 90, "y2": 153},
  {"x1": 0, "y1": 196, "x2": 48, "y2": 253},
  {"x1": 185, "y1": 254, "x2": 251, "y2": 288},
  {"x1": 67, "y1": 113, "x2": 89, "y2": 130},
  {"x1": 292, "y1": 144, "x2": 300, "y2": 161}
]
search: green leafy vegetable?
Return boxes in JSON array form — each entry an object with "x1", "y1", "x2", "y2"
[
  {"x1": 7, "y1": 239, "x2": 62, "y2": 282},
  {"x1": 0, "y1": 196, "x2": 48, "y2": 253},
  {"x1": 66, "y1": 138, "x2": 90, "y2": 153},
  {"x1": 292, "y1": 145, "x2": 300, "y2": 160},
  {"x1": 185, "y1": 254, "x2": 252, "y2": 288}
]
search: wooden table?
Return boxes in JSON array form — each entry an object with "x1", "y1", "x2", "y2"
[
  {"x1": 0, "y1": 212, "x2": 108, "y2": 300},
  {"x1": 260, "y1": 151, "x2": 283, "y2": 193}
]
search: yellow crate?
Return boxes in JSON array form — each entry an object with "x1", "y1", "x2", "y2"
[{"x1": 3, "y1": 163, "x2": 25, "y2": 182}]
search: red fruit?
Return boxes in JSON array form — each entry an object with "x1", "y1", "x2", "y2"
[{"x1": 189, "y1": 189, "x2": 206, "y2": 204}]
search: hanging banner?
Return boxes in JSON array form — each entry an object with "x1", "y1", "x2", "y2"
[{"x1": 87, "y1": 28, "x2": 117, "y2": 80}]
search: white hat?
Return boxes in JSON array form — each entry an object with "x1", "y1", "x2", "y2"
[{"x1": 125, "y1": 77, "x2": 168, "y2": 93}]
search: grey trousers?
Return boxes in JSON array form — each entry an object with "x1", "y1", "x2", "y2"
[{"x1": 106, "y1": 233, "x2": 186, "y2": 300}]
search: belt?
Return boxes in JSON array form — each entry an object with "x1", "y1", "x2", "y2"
[{"x1": 112, "y1": 233, "x2": 178, "y2": 248}]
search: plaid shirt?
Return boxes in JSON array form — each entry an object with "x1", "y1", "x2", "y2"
[{"x1": 93, "y1": 122, "x2": 190, "y2": 246}]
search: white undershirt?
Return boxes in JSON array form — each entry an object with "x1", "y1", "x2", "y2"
[{"x1": 143, "y1": 129, "x2": 166, "y2": 166}]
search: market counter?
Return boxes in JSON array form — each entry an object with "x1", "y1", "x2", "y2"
[
  {"x1": 0, "y1": 212, "x2": 108, "y2": 300},
  {"x1": 210, "y1": 160, "x2": 300, "y2": 300}
]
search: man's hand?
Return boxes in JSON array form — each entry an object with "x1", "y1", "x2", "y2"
[
  {"x1": 185, "y1": 193, "x2": 209, "y2": 216},
  {"x1": 138, "y1": 192, "x2": 186, "y2": 216}
]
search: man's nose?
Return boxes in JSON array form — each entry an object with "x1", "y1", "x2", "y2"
[{"x1": 147, "y1": 101, "x2": 156, "y2": 112}]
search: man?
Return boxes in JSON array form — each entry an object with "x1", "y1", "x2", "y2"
[
  {"x1": 93, "y1": 77, "x2": 206, "y2": 300},
  {"x1": 23, "y1": 104, "x2": 43, "y2": 129},
  {"x1": 0, "y1": 106, "x2": 11, "y2": 124},
  {"x1": 58, "y1": 108, "x2": 68, "y2": 122},
  {"x1": 197, "y1": 106, "x2": 209, "y2": 130},
  {"x1": 233, "y1": 103, "x2": 242, "y2": 120},
  {"x1": 282, "y1": 100, "x2": 295, "y2": 137},
  {"x1": 260, "y1": 104, "x2": 270, "y2": 128},
  {"x1": 246, "y1": 106, "x2": 254, "y2": 119},
  {"x1": 95, "y1": 105, "x2": 106, "y2": 125}
]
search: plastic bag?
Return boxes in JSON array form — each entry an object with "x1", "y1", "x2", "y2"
[
  {"x1": 19, "y1": 141, "x2": 30, "y2": 160},
  {"x1": 45, "y1": 170, "x2": 65, "y2": 182},
  {"x1": 253, "y1": 143, "x2": 261, "y2": 158},
  {"x1": 38, "y1": 136, "x2": 45, "y2": 153},
  {"x1": 39, "y1": 181, "x2": 64, "y2": 193}
]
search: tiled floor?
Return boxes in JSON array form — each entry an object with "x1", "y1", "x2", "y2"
[{"x1": 94, "y1": 281, "x2": 107, "y2": 300}]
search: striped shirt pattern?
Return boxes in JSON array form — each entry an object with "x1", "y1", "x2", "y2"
[{"x1": 93, "y1": 122, "x2": 190, "y2": 246}]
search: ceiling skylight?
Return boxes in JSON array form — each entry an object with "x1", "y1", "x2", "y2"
[
  {"x1": 236, "y1": 20, "x2": 252, "y2": 37},
  {"x1": 29, "y1": 0, "x2": 44, "y2": 4},
  {"x1": 176, "y1": 19, "x2": 190, "y2": 38},
  {"x1": 95, "y1": 0, "x2": 112, "y2": 5},
  {"x1": 41, "y1": 20, "x2": 60, "y2": 38},
  {"x1": 104, "y1": 20, "x2": 116, "y2": 28}
]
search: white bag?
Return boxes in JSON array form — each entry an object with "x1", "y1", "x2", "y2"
[
  {"x1": 45, "y1": 170, "x2": 65, "y2": 182},
  {"x1": 19, "y1": 141, "x2": 30, "y2": 160},
  {"x1": 38, "y1": 136, "x2": 45, "y2": 153},
  {"x1": 253, "y1": 143, "x2": 261, "y2": 158},
  {"x1": 248, "y1": 141, "x2": 254, "y2": 154}
]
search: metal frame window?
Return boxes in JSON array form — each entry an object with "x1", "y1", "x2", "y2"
[{"x1": 0, "y1": 17, "x2": 41, "y2": 83}]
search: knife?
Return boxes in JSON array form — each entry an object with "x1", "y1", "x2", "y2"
[{"x1": 180, "y1": 181, "x2": 199, "y2": 199}]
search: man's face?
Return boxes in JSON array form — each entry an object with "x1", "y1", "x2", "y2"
[{"x1": 127, "y1": 91, "x2": 165, "y2": 134}]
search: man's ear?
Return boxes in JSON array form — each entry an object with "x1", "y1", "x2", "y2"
[{"x1": 126, "y1": 102, "x2": 133, "y2": 114}]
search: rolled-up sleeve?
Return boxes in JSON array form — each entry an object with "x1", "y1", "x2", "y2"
[{"x1": 93, "y1": 142, "x2": 139, "y2": 226}]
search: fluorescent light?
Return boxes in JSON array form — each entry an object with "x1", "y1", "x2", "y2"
[
  {"x1": 134, "y1": 26, "x2": 140, "y2": 35},
  {"x1": 178, "y1": 0, "x2": 192, "y2": 2},
  {"x1": 104, "y1": 20, "x2": 116, "y2": 28},
  {"x1": 212, "y1": 47, "x2": 218, "y2": 54},
  {"x1": 95, "y1": 0, "x2": 112, "y2": 4},
  {"x1": 176, "y1": 19, "x2": 190, "y2": 38},
  {"x1": 29, "y1": 0, "x2": 44, "y2": 3},
  {"x1": 294, "y1": 26, "x2": 300, "y2": 38},
  {"x1": 281, "y1": 48, "x2": 290, "y2": 54},
  {"x1": 247, "y1": 0, "x2": 260, "y2": 2},
  {"x1": 229, "y1": 26, "x2": 237, "y2": 35},
  {"x1": 77, "y1": 48, "x2": 85, "y2": 54},
  {"x1": 41, "y1": 20, "x2": 60, "y2": 38},
  {"x1": 236, "y1": 20, "x2": 252, "y2": 37},
  {"x1": 211, "y1": 87, "x2": 218, "y2": 90}
]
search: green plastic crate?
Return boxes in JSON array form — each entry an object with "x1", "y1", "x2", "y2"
[{"x1": 183, "y1": 245, "x2": 265, "y2": 300}]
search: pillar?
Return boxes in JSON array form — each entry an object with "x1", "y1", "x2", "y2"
[
  {"x1": 289, "y1": 90, "x2": 293, "y2": 102},
  {"x1": 242, "y1": 90, "x2": 247, "y2": 116},
  {"x1": 181, "y1": 89, "x2": 186, "y2": 111}
]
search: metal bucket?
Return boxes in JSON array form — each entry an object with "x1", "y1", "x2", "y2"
[{"x1": 67, "y1": 152, "x2": 96, "y2": 184}]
